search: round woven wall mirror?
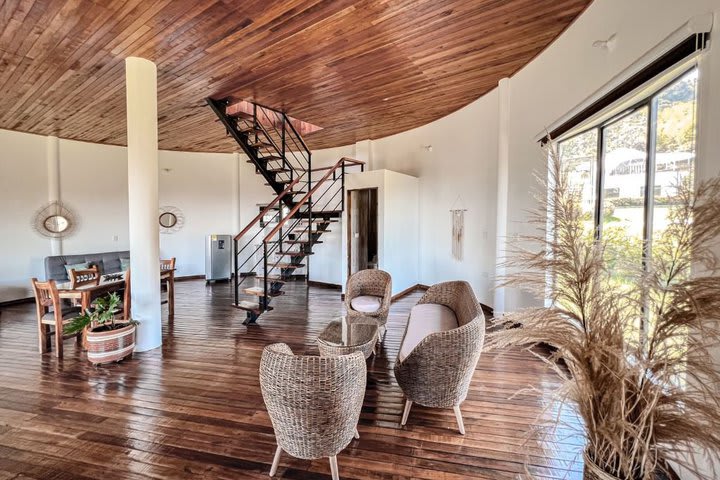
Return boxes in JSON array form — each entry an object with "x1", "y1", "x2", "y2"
[
  {"x1": 159, "y1": 212, "x2": 178, "y2": 228},
  {"x1": 158, "y1": 206, "x2": 184, "y2": 234},
  {"x1": 44, "y1": 214, "x2": 70, "y2": 234},
  {"x1": 33, "y1": 202, "x2": 77, "y2": 239}
]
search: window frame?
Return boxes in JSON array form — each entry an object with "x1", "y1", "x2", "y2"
[
  {"x1": 557, "y1": 65, "x2": 697, "y2": 241},
  {"x1": 554, "y1": 66, "x2": 698, "y2": 340}
]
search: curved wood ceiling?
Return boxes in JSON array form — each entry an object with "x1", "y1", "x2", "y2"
[{"x1": 0, "y1": 0, "x2": 591, "y2": 152}]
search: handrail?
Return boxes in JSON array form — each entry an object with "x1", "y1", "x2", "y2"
[
  {"x1": 234, "y1": 179, "x2": 299, "y2": 241},
  {"x1": 263, "y1": 157, "x2": 359, "y2": 243},
  {"x1": 309, "y1": 158, "x2": 365, "y2": 172}
]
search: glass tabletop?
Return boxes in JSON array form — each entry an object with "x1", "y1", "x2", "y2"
[{"x1": 318, "y1": 316, "x2": 378, "y2": 347}]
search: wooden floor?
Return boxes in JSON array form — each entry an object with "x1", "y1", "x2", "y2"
[{"x1": 0, "y1": 280, "x2": 584, "y2": 479}]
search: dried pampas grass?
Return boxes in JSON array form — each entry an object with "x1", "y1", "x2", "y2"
[{"x1": 488, "y1": 144, "x2": 720, "y2": 479}]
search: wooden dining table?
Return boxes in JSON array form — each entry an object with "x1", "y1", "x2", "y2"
[{"x1": 56, "y1": 269, "x2": 175, "y2": 317}]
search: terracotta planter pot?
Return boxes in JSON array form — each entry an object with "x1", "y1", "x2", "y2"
[
  {"x1": 86, "y1": 323, "x2": 136, "y2": 364},
  {"x1": 583, "y1": 451, "x2": 620, "y2": 480}
]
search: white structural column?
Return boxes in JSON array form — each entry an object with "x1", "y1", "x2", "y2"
[
  {"x1": 125, "y1": 57, "x2": 162, "y2": 352},
  {"x1": 46, "y1": 135, "x2": 62, "y2": 255},
  {"x1": 493, "y1": 78, "x2": 510, "y2": 315}
]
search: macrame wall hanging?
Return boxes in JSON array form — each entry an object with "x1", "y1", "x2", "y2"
[{"x1": 450, "y1": 196, "x2": 466, "y2": 262}]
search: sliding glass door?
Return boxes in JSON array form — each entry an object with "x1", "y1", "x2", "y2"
[{"x1": 557, "y1": 68, "x2": 698, "y2": 342}]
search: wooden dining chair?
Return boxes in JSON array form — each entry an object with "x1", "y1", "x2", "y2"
[
  {"x1": 31, "y1": 278, "x2": 83, "y2": 358},
  {"x1": 121, "y1": 268, "x2": 131, "y2": 321},
  {"x1": 69, "y1": 265, "x2": 100, "y2": 289},
  {"x1": 160, "y1": 258, "x2": 176, "y2": 317},
  {"x1": 160, "y1": 257, "x2": 176, "y2": 273}
]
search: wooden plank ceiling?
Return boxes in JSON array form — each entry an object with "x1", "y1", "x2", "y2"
[{"x1": 0, "y1": 0, "x2": 591, "y2": 152}]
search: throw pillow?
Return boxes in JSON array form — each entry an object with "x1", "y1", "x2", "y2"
[{"x1": 64, "y1": 262, "x2": 89, "y2": 277}]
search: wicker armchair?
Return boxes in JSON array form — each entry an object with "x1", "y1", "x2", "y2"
[
  {"x1": 260, "y1": 343, "x2": 366, "y2": 480},
  {"x1": 345, "y1": 269, "x2": 392, "y2": 340},
  {"x1": 394, "y1": 281, "x2": 485, "y2": 434}
]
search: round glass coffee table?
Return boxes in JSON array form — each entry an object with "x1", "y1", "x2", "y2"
[{"x1": 317, "y1": 316, "x2": 379, "y2": 359}]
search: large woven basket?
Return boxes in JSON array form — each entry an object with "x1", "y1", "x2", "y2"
[
  {"x1": 86, "y1": 323, "x2": 136, "y2": 364},
  {"x1": 583, "y1": 451, "x2": 620, "y2": 480}
]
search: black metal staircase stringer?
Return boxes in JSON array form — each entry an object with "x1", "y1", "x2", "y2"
[{"x1": 206, "y1": 97, "x2": 293, "y2": 208}]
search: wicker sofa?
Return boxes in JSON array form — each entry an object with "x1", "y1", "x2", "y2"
[
  {"x1": 394, "y1": 281, "x2": 485, "y2": 434},
  {"x1": 260, "y1": 343, "x2": 366, "y2": 480},
  {"x1": 345, "y1": 269, "x2": 392, "y2": 340}
]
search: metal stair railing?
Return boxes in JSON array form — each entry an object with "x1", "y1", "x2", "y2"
[
  {"x1": 232, "y1": 179, "x2": 299, "y2": 306},
  {"x1": 260, "y1": 157, "x2": 364, "y2": 302},
  {"x1": 206, "y1": 98, "x2": 312, "y2": 208}
]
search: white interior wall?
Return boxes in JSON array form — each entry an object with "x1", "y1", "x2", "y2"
[
  {"x1": 381, "y1": 170, "x2": 419, "y2": 295},
  {"x1": 305, "y1": 144, "x2": 356, "y2": 285},
  {"x1": 342, "y1": 169, "x2": 420, "y2": 296},
  {"x1": 59, "y1": 139, "x2": 130, "y2": 255},
  {"x1": 158, "y1": 150, "x2": 237, "y2": 277},
  {"x1": 504, "y1": 0, "x2": 720, "y2": 312},
  {"x1": 370, "y1": 91, "x2": 500, "y2": 306},
  {"x1": 0, "y1": 130, "x2": 51, "y2": 302},
  {"x1": 0, "y1": 127, "x2": 356, "y2": 301},
  {"x1": 0, "y1": 130, "x2": 269, "y2": 302}
]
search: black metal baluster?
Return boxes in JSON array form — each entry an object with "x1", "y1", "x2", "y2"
[{"x1": 233, "y1": 237, "x2": 238, "y2": 307}]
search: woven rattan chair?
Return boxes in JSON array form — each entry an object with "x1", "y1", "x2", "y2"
[
  {"x1": 345, "y1": 269, "x2": 392, "y2": 341},
  {"x1": 260, "y1": 343, "x2": 366, "y2": 480},
  {"x1": 394, "y1": 281, "x2": 485, "y2": 434}
]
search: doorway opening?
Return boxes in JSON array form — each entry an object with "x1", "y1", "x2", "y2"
[{"x1": 347, "y1": 188, "x2": 378, "y2": 276}]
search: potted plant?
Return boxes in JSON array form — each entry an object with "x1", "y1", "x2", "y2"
[
  {"x1": 65, "y1": 293, "x2": 137, "y2": 364},
  {"x1": 488, "y1": 146, "x2": 720, "y2": 479}
]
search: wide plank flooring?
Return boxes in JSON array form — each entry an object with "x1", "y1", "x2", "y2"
[{"x1": 0, "y1": 280, "x2": 584, "y2": 479}]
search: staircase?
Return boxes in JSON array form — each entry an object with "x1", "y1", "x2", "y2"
[{"x1": 207, "y1": 97, "x2": 364, "y2": 324}]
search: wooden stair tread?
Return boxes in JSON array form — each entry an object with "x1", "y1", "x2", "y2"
[
  {"x1": 236, "y1": 300, "x2": 261, "y2": 312},
  {"x1": 249, "y1": 140, "x2": 273, "y2": 149},
  {"x1": 266, "y1": 167, "x2": 290, "y2": 173},
  {"x1": 256, "y1": 276, "x2": 286, "y2": 284},
  {"x1": 271, "y1": 263, "x2": 305, "y2": 269},
  {"x1": 243, "y1": 287, "x2": 285, "y2": 297},
  {"x1": 237, "y1": 125, "x2": 262, "y2": 134},
  {"x1": 259, "y1": 155, "x2": 282, "y2": 161},
  {"x1": 297, "y1": 219, "x2": 339, "y2": 223},
  {"x1": 284, "y1": 240, "x2": 321, "y2": 245},
  {"x1": 228, "y1": 111, "x2": 253, "y2": 119},
  {"x1": 264, "y1": 179, "x2": 292, "y2": 185},
  {"x1": 276, "y1": 251, "x2": 312, "y2": 257}
]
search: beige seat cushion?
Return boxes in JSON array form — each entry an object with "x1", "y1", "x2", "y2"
[
  {"x1": 398, "y1": 304, "x2": 458, "y2": 362},
  {"x1": 350, "y1": 295, "x2": 382, "y2": 313},
  {"x1": 41, "y1": 306, "x2": 82, "y2": 324}
]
